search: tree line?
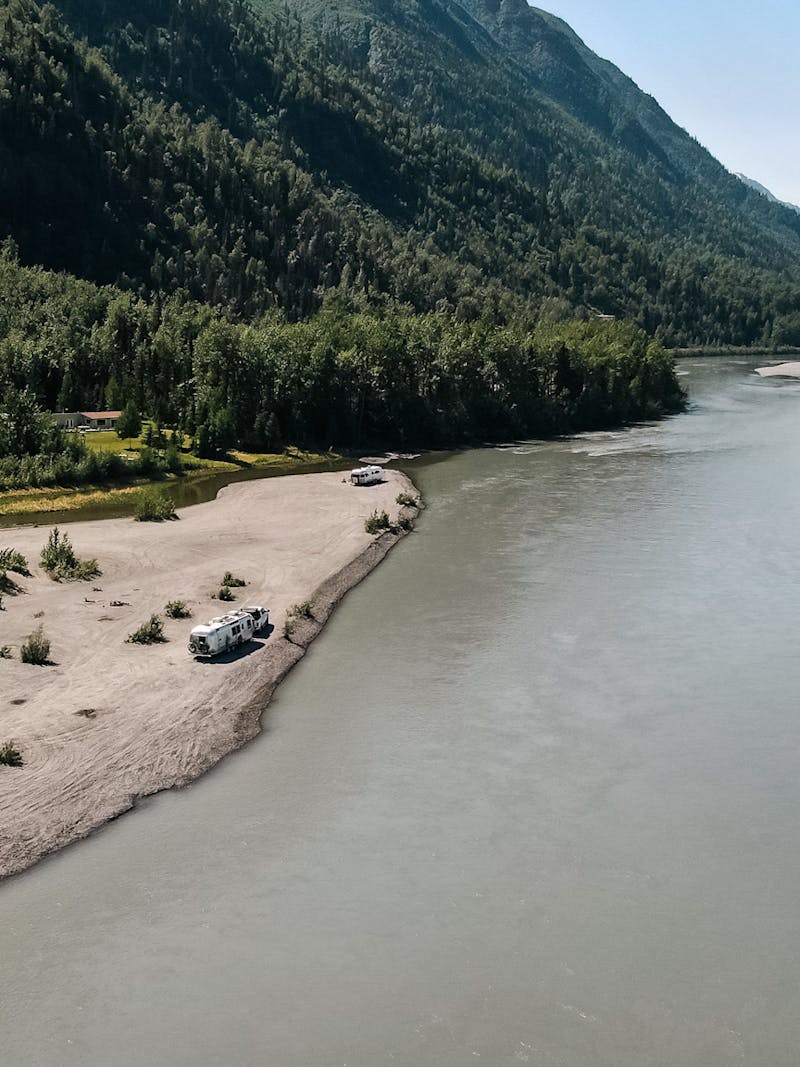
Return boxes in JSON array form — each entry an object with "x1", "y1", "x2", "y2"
[{"x1": 0, "y1": 249, "x2": 685, "y2": 488}]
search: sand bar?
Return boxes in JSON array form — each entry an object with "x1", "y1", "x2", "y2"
[
  {"x1": 755, "y1": 362, "x2": 800, "y2": 378},
  {"x1": 0, "y1": 470, "x2": 416, "y2": 878}
]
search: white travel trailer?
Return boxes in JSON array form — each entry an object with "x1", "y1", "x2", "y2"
[
  {"x1": 350, "y1": 465, "x2": 384, "y2": 486},
  {"x1": 188, "y1": 609, "x2": 255, "y2": 657}
]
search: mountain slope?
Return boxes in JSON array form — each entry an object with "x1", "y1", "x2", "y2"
[
  {"x1": 736, "y1": 173, "x2": 800, "y2": 215},
  {"x1": 1, "y1": 0, "x2": 799, "y2": 346}
]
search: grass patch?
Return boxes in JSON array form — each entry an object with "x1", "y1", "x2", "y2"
[
  {"x1": 0, "y1": 548, "x2": 30, "y2": 575},
  {"x1": 228, "y1": 447, "x2": 337, "y2": 467},
  {"x1": 81, "y1": 429, "x2": 146, "y2": 455},
  {"x1": 20, "y1": 624, "x2": 51, "y2": 665},
  {"x1": 0, "y1": 742, "x2": 23, "y2": 767},
  {"x1": 221, "y1": 571, "x2": 246, "y2": 588},
  {"x1": 126, "y1": 615, "x2": 166, "y2": 644},
  {"x1": 135, "y1": 486, "x2": 177, "y2": 521},
  {"x1": 0, "y1": 483, "x2": 146, "y2": 518},
  {"x1": 217, "y1": 586, "x2": 235, "y2": 602},
  {"x1": 365, "y1": 509, "x2": 392, "y2": 535},
  {"x1": 165, "y1": 599, "x2": 191, "y2": 619},
  {"x1": 40, "y1": 528, "x2": 100, "y2": 582}
]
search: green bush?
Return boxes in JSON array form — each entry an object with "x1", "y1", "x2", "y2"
[
  {"x1": 40, "y1": 528, "x2": 100, "y2": 582},
  {"x1": 126, "y1": 615, "x2": 166, "y2": 644},
  {"x1": 289, "y1": 600, "x2": 314, "y2": 620},
  {"x1": 0, "y1": 548, "x2": 29, "y2": 575},
  {"x1": 221, "y1": 571, "x2": 246, "y2": 587},
  {"x1": 365, "y1": 509, "x2": 392, "y2": 534},
  {"x1": 165, "y1": 599, "x2": 191, "y2": 619},
  {"x1": 217, "y1": 586, "x2": 235, "y2": 602},
  {"x1": 135, "y1": 487, "x2": 177, "y2": 521},
  {"x1": 398, "y1": 515, "x2": 413, "y2": 531},
  {"x1": 20, "y1": 625, "x2": 51, "y2": 665},
  {"x1": 0, "y1": 742, "x2": 23, "y2": 767},
  {"x1": 396, "y1": 492, "x2": 419, "y2": 508}
]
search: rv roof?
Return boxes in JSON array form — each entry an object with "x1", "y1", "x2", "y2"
[{"x1": 207, "y1": 611, "x2": 247, "y2": 626}]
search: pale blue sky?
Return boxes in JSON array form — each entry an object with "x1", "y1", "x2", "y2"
[{"x1": 538, "y1": 1, "x2": 800, "y2": 205}]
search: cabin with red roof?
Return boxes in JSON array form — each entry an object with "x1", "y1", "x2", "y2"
[{"x1": 51, "y1": 410, "x2": 122, "y2": 430}]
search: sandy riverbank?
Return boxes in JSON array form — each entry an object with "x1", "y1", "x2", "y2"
[
  {"x1": 0, "y1": 470, "x2": 417, "y2": 879},
  {"x1": 755, "y1": 362, "x2": 800, "y2": 378}
]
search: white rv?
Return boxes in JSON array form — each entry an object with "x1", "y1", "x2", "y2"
[
  {"x1": 350, "y1": 465, "x2": 384, "y2": 486},
  {"x1": 188, "y1": 609, "x2": 255, "y2": 658}
]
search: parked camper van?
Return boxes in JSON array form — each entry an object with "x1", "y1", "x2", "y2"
[
  {"x1": 188, "y1": 610, "x2": 255, "y2": 658},
  {"x1": 350, "y1": 465, "x2": 384, "y2": 486}
]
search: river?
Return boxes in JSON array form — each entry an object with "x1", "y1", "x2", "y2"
[{"x1": 2, "y1": 358, "x2": 799, "y2": 1066}]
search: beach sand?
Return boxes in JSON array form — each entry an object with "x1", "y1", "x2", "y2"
[
  {"x1": 0, "y1": 470, "x2": 416, "y2": 878},
  {"x1": 755, "y1": 362, "x2": 800, "y2": 378}
]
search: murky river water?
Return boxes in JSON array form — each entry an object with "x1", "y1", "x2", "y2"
[{"x1": 2, "y1": 359, "x2": 800, "y2": 1066}]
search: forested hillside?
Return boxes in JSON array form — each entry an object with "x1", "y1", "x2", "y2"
[
  {"x1": 2, "y1": 0, "x2": 799, "y2": 346},
  {"x1": 0, "y1": 0, "x2": 796, "y2": 483}
]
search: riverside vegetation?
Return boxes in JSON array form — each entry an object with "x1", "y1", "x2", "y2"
[{"x1": 8, "y1": 0, "x2": 797, "y2": 486}]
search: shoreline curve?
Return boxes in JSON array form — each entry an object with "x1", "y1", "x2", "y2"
[{"x1": 0, "y1": 470, "x2": 419, "y2": 880}]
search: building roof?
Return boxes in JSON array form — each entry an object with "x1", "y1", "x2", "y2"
[{"x1": 80, "y1": 411, "x2": 122, "y2": 420}]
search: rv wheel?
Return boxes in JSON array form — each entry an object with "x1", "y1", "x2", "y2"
[{"x1": 189, "y1": 642, "x2": 198, "y2": 654}]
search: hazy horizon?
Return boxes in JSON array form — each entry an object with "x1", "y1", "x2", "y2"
[{"x1": 539, "y1": 0, "x2": 800, "y2": 206}]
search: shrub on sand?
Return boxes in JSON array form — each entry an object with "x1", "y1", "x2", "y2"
[
  {"x1": 0, "y1": 742, "x2": 23, "y2": 767},
  {"x1": 165, "y1": 600, "x2": 191, "y2": 619},
  {"x1": 135, "y1": 487, "x2": 177, "y2": 522},
  {"x1": 0, "y1": 548, "x2": 29, "y2": 575},
  {"x1": 40, "y1": 528, "x2": 100, "y2": 582},
  {"x1": 127, "y1": 615, "x2": 166, "y2": 645},
  {"x1": 289, "y1": 601, "x2": 314, "y2": 620},
  {"x1": 365, "y1": 509, "x2": 392, "y2": 535},
  {"x1": 221, "y1": 571, "x2": 246, "y2": 587},
  {"x1": 20, "y1": 625, "x2": 51, "y2": 665},
  {"x1": 395, "y1": 492, "x2": 419, "y2": 508}
]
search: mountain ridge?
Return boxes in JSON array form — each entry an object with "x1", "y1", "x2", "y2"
[
  {"x1": 1, "y1": 0, "x2": 798, "y2": 347},
  {"x1": 735, "y1": 173, "x2": 800, "y2": 215}
]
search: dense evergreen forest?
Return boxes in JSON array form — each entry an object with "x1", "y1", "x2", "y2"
[
  {"x1": 0, "y1": 245, "x2": 683, "y2": 489},
  {"x1": 0, "y1": 0, "x2": 795, "y2": 483}
]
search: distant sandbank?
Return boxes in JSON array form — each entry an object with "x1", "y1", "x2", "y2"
[
  {"x1": 755, "y1": 362, "x2": 800, "y2": 378},
  {"x1": 0, "y1": 470, "x2": 417, "y2": 879}
]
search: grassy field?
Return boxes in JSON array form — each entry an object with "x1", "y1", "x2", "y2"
[
  {"x1": 80, "y1": 429, "x2": 334, "y2": 470},
  {"x1": 1, "y1": 434, "x2": 344, "y2": 525},
  {"x1": 0, "y1": 482, "x2": 145, "y2": 517}
]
